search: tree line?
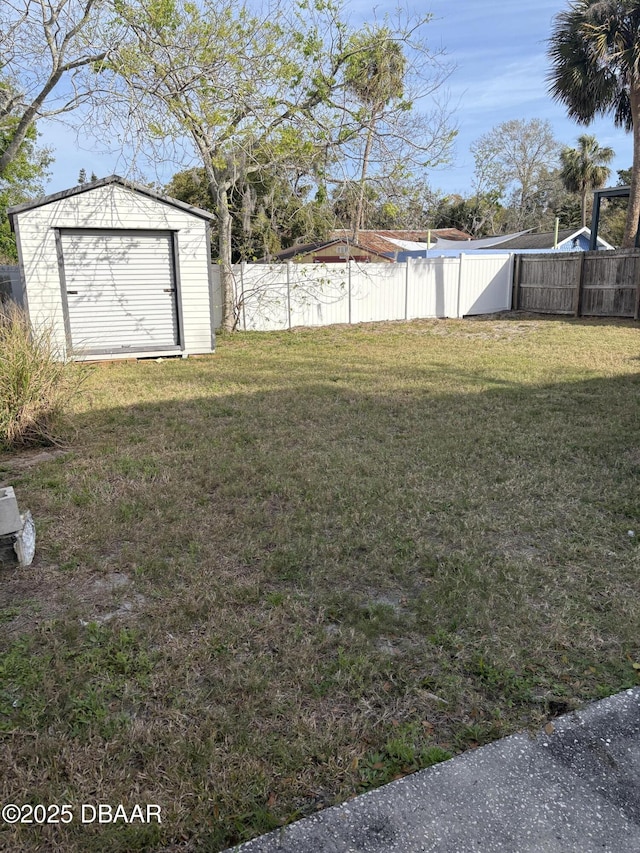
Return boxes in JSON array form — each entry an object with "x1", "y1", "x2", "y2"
[
  {"x1": 2, "y1": 0, "x2": 640, "y2": 328},
  {"x1": 163, "y1": 120, "x2": 628, "y2": 258}
]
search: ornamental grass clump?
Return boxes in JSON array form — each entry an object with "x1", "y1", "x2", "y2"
[{"x1": 0, "y1": 301, "x2": 83, "y2": 449}]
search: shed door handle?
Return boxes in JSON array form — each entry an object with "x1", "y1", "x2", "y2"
[
  {"x1": 163, "y1": 288, "x2": 176, "y2": 293},
  {"x1": 67, "y1": 290, "x2": 78, "y2": 295}
]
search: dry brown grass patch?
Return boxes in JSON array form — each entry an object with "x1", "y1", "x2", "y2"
[{"x1": 1, "y1": 316, "x2": 639, "y2": 851}]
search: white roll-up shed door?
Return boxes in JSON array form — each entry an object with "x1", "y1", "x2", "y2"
[{"x1": 60, "y1": 230, "x2": 180, "y2": 353}]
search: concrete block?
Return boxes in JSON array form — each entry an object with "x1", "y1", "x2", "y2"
[{"x1": 0, "y1": 487, "x2": 22, "y2": 536}]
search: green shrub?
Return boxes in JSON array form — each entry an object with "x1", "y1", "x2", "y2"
[{"x1": 0, "y1": 302, "x2": 84, "y2": 449}]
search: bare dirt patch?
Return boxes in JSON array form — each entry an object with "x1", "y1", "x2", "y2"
[
  {"x1": 0, "y1": 448, "x2": 69, "y2": 475},
  {"x1": 0, "y1": 562, "x2": 144, "y2": 636}
]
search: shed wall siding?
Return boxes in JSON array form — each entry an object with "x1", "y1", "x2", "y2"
[{"x1": 15, "y1": 183, "x2": 213, "y2": 357}]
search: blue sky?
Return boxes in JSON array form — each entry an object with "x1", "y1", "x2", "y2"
[
  {"x1": 41, "y1": 0, "x2": 634, "y2": 198},
  {"x1": 425, "y1": 0, "x2": 632, "y2": 195}
]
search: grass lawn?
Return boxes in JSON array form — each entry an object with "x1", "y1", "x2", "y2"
[{"x1": 1, "y1": 314, "x2": 639, "y2": 852}]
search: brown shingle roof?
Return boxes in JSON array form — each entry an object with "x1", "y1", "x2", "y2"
[
  {"x1": 331, "y1": 229, "x2": 471, "y2": 254},
  {"x1": 264, "y1": 238, "x2": 390, "y2": 262},
  {"x1": 269, "y1": 239, "x2": 340, "y2": 261},
  {"x1": 262, "y1": 228, "x2": 473, "y2": 262}
]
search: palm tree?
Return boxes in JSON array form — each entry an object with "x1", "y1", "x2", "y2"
[
  {"x1": 548, "y1": 0, "x2": 640, "y2": 247},
  {"x1": 344, "y1": 28, "x2": 406, "y2": 237},
  {"x1": 560, "y1": 134, "x2": 614, "y2": 227}
]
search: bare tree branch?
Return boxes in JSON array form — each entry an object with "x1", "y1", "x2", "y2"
[{"x1": 0, "y1": 0, "x2": 118, "y2": 176}]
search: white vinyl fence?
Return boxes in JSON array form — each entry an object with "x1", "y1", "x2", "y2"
[{"x1": 224, "y1": 254, "x2": 514, "y2": 331}]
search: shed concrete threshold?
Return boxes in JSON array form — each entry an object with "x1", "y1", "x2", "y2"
[{"x1": 225, "y1": 687, "x2": 640, "y2": 853}]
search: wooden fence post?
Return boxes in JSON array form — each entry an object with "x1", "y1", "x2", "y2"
[{"x1": 573, "y1": 253, "x2": 585, "y2": 317}]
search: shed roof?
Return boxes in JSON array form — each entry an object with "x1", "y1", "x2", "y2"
[{"x1": 8, "y1": 174, "x2": 216, "y2": 226}]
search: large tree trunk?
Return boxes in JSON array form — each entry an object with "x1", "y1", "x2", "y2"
[
  {"x1": 215, "y1": 182, "x2": 236, "y2": 331},
  {"x1": 199, "y1": 148, "x2": 236, "y2": 331},
  {"x1": 622, "y1": 86, "x2": 640, "y2": 248},
  {"x1": 353, "y1": 116, "x2": 376, "y2": 239}
]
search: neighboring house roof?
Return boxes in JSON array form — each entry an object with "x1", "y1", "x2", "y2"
[
  {"x1": 8, "y1": 174, "x2": 216, "y2": 225},
  {"x1": 269, "y1": 240, "x2": 334, "y2": 261},
  {"x1": 478, "y1": 227, "x2": 614, "y2": 251},
  {"x1": 260, "y1": 228, "x2": 474, "y2": 263},
  {"x1": 330, "y1": 231, "x2": 404, "y2": 255},
  {"x1": 268, "y1": 238, "x2": 391, "y2": 262},
  {"x1": 331, "y1": 228, "x2": 471, "y2": 255},
  {"x1": 265, "y1": 226, "x2": 615, "y2": 264}
]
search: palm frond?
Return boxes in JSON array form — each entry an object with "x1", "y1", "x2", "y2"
[{"x1": 547, "y1": 0, "x2": 639, "y2": 129}]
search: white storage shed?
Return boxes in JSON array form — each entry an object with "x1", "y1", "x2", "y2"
[{"x1": 8, "y1": 175, "x2": 219, "y2": 360}]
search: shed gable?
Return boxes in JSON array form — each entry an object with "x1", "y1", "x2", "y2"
[{"x1": 10, "y1": 179, "x2": 217, "y2": 360}]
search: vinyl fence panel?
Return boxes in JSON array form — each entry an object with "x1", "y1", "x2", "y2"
[
  {"x1": 239, "y1": 264, "x2": 290, "y2": 331},
  {"x1": 458, "y1": 254, "x2": 514, "y2": 316},
  {"x1": 406, "y1": 258, "x2": 460, "y2": 319},
  {"x1": 231, "y1": 254, "x2": 513, "y2": 331},
  {"x1": 349, "y1": 263, "x2": 406, "y2": 324},
  {"x1": 288, "y1": 264, "x2": 350, "y2": 327}
]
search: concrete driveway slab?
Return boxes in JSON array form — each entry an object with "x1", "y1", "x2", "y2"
[{"x1": 225, "y1": 687, "x2": 640, "y2": 853}]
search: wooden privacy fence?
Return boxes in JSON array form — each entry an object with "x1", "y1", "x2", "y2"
[{"x1": 513, "y1": 251, "x2": 640, "y2": 319}]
